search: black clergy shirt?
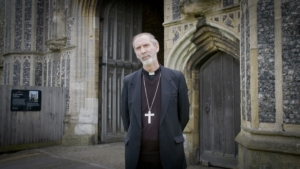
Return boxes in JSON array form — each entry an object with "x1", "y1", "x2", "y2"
[{"x1": 140, "y1": 67, "x2": 162, "y2": 162}]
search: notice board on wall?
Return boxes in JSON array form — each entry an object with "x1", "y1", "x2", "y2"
[{"x1": 11, "y1": 90, "x2": 42, "y2": 111}]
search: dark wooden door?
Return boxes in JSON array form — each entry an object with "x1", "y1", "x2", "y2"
[
  {"x1": 200, "y1": 52, "x2": 240, "y2": 168},
  {"x1": 100, "y1": 0, "x2": 142, "y2": 143}
]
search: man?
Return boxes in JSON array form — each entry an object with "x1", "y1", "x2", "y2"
[{"x1": 121, "y1": 32, "x2": 190, "y2": 169}]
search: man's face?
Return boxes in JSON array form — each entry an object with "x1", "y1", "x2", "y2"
[{"x1": 133, "y1": 35, "x2": 159, "y2": 66}]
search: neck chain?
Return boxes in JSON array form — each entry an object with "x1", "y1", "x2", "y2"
[{"x1": 143, "y1": 73, "x2": 161, "y2": 113}]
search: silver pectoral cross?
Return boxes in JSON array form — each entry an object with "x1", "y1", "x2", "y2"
[{"x1": 145, "y1": 111, "x2": 154, "y2": 124}]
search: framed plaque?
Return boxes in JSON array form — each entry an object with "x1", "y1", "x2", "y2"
[{"x1": 11, "y1": 90, "x2": 42, "y2": 111}]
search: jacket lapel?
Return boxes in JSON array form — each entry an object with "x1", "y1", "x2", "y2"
[
  {"x1": 129, "y1": 69, "x2": 142, "y2": 128},
  {"x1": 160, "y1": 66, "x2": 173, "y2": 125}
]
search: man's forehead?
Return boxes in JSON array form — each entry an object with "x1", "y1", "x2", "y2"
[
  {"x1": 135, "y1": 35, "x2": 151, "y2": 42},
  {"x1": 134, "y1": 35, "x2": 152, "y2": 46}
]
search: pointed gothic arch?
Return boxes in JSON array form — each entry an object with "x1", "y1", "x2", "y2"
[
  {"x1": 165, "y1": 19, "x2": 240, "y2": 167},
  {"x1": 187, "y1": 21, "x2": 239, "y2": 69},
  {"x1": 165, "y1": 19, "x2": 239, "y2": 71}
]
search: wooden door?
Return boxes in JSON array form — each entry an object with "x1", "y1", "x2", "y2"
[
  {"x1": 200, "y1": 52, "x2": 240, "y2": 168},
  {"x1": 100, "y1": 0, "x2": 142, "y2": 143}
]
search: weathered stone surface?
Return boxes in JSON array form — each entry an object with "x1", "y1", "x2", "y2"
[
  {"x1": 13, "y1": 58, "x2": 21, "y2": 86},
  {"x1": 23, "y1": 57, "x2": 30, "y2": 86},
  {"x1": 35, "y1": 61, "x2": 43, "y2": 86},
  {"x1": 0, "y1": 0, "x2": 4, "y2": 69},
  {"x1": 4, "y1": 0, "x2": 12, "y2": 53},
  {"x1": 236, "y1": 131, "x2": 300, "y2": 168},
  {"x1": 24, "y1": 0, "x2": 32, "y2": 51},
  {"x1": 14, "y1": 0, "x2": 22, "y2": 51},
  {"x1": 47, "y1": 58, "x2": 51, "y2": 87},
  {"x1": 173, "y1": 0, "x2": 181, "y2": 20},
  {"x1": 282, "y1": 0, "x2": 300, "y2": 125},
  {"x1": 45, "y1": 37, "x2": 67, "y2": 51},
  {"x1": 257, "y1": 0, "x2": 276, "y2": 123},
  {"x1": 4, "y1": 62, "x2": 10, "y2": 85},
  {"x1": 36, "y1": 0, "x2": 44, "y2": 52},
  {"x1": 44, "y1": 0, "x2": 49, "y2": 52},
  {"x1": 241, "y1": 2, "x2": 246, "y2": 121},
  {"x1": 179, "y1": 0, "x2": 219, "y2": 16},
  {"x1": 245, "y1": 0, "x2": 251, "y2": 122},
  {"x1": 241, "y1": 0, "x2": 254, "y2": 123},
  {"x1": 223, "y1": 0, "x2": 234, "y2": 7}
]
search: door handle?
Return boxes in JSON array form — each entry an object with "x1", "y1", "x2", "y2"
[{"x1": 205, "y1": 104, "x2": 210, "y2": 113}]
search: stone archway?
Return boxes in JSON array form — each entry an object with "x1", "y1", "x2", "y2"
[
  {"x1": 97, "y1": 0, "x2": 164, "y2": 143},
  {"x1": 63, "y1": 0, "x2": 164, "y2": 145},
  {"x1": 190, "y1": 20, "x2": 240, "y2": 168},
  {"x1": 165, "y1": 18, "x2": 240, "y2": 166}
]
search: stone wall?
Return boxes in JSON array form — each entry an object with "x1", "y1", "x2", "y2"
[
  {"x1": 4, "y1": 0, "x2": 11, "y2": 53},
  {"x1": 0, "y1": 0, "x2": 4, "y2": 84},
  {"x1": 172, "y1": 0, "x2": 181, "y2": 20},
  {"x1": 241, "y1": 0, "x2": 256, "y2": 124},
  {"x1": 2, "y1": 0, "x2": 71, "y2": 105},
  {"x1": 224, "y1": 0, "x2": 235, "y2": 7},
  {"x1": 240, "y1": 0, "x2": 300, "y2": 126},
  {"x1": 36, "y1": 0, "x2": 45, "y2": 52},
  {"x1": 282, "y1": 0, "x2": 300, "y2": 125},
  {"x1": 257, "y1": 0, "x2": 276, "y2": 123},
  {"x1": 236, "y1": 0, "x2": 300, "y2": 168}
]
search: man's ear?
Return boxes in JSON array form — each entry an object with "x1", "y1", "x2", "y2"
[{"x1": 155, "y1": 43, "x2": 159, "y2": 53}]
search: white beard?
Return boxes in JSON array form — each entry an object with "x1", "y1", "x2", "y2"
[{"x1": 141, "y1": 57, "x2": 153, "y2": 66}]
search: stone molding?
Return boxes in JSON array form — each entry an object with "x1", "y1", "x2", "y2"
[
  {"x1": 241, "y1": 126, "x2": 300, "y2": 138},
  {"x1": 165, "y1": 27, "x2": 196, "y2": 70},
  {"x1": 45, "y1": 37, "x2": 68, "y2": 51},
  {"x1": 236, "y1": 130, "x2": 300, "y2": 155},
  {"x1": 179, "y1": 0, "x2": 219, "y2": 16},
  {"x1": 2, "y1": 46, "x2": 76, "y2": 57},
  {"x1": 185, "y1": 18, "x2": 239, "y2": 70}
]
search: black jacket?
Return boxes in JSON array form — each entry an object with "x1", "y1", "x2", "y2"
[{"x1": 121, "y1": 66, "x2": 190, "y2": 169}]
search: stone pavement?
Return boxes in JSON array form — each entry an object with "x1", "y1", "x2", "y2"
[{"x1": 0, "y1": 142, "x2": 224, "y2": 169}]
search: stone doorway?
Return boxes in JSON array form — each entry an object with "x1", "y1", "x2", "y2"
[
  {"x1": 199, "y1": 51, "x2": 240, "y2": 168},
  {"x1": 97, "y1": 0, "x2": 164, "y2": 143}
]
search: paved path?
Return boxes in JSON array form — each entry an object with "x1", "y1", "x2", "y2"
[{"x1": 0, "y1": 142, "x2": 224, "y2": 169}]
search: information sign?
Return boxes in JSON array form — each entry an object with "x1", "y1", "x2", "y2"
[{"x1": 11, "y1": 90, "x2": 42, "y2": 111}]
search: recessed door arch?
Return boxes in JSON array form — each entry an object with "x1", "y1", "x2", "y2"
[
  {"x1": 100, "y1": 0, "x2": 142, "y2": 143},
  {"x1": 199, "y1": 51, "x2": 240, "y2": 168}
]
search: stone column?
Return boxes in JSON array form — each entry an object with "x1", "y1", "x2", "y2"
[
  {"x1": 236, "y1": 0, "x2": 300, "y2": 168},
  {"x1": 61, "y1": 0, "x2": 99, "y2": 146}
]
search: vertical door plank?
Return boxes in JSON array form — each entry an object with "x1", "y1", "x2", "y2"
[
  {"x1": 101, "y1": 0, "x2": 142, "y2": 142},
  {"x1": 200, "y1": 52, "x2": 240, "y2": 168},
  {"x1": 201, "y1": 60, "x2": 212, "y2": 153},
  {"x1": 212, "y1": 53, "x2": 223, "y2": 154},
  {"x1": 233, "y1": 58, "x2": 241, "y2": 157},
  {"x1": 0, "y1": 86, "x2": 5, "y2": 145},
  {"x1": 112, "y1": 68, "x2": 117, "y2": 134},
  {"x1": 41, "y1": 86, "x2": 46, "y2": 142},
  {"x1": 4, "y1": 87, "x2": 11, "y2": 145},
  {"x1": 222, "y1": 53, "x2": 235, "y2": 155}
]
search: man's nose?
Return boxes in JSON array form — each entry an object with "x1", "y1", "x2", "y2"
[{"x1": 140, "y1": 47, "x2": 146, "y2": 53}]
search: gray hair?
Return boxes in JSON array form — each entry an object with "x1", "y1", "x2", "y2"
[{"x1": 132, "y1": 32, "x2": 158, "y2": 48}]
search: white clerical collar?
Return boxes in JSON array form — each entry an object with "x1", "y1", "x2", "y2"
[{"x1": 149, "y1": 72, "x2": 155, "y2": 75}]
